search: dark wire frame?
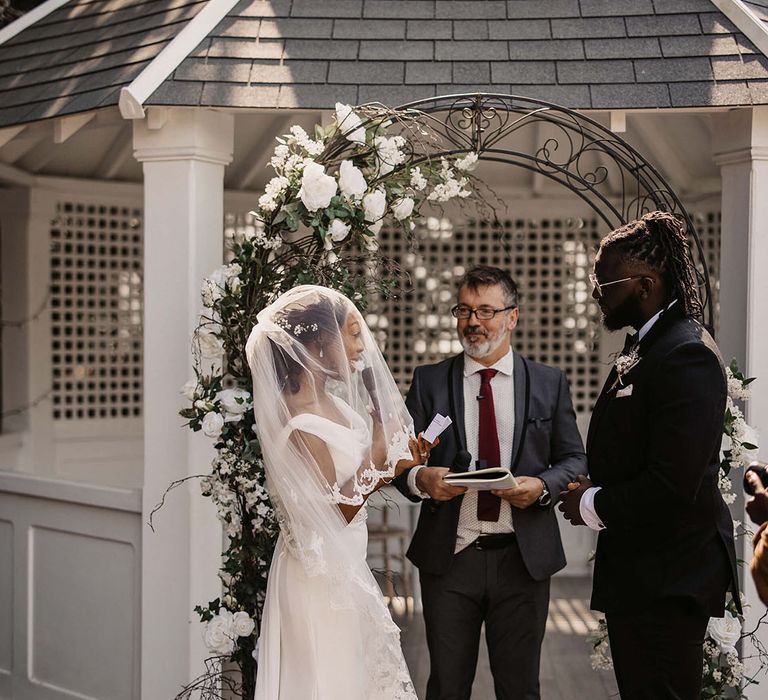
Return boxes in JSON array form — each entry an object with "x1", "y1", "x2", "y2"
[{"x1": 379, "y1": 93, "x2": 714, "y2": 331}]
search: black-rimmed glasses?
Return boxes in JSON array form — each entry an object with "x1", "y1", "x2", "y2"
[
  {"x1": 589, "y1": 273, "x2": 649, "y2": 298},
  {"x1": 450, "y1": 304, "x2": 516, "y2": 320}
]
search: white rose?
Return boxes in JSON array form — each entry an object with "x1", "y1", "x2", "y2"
[
  {"x1": 196, "y1": 328, "x2": 225, "y2": 359},
  {"x1": 335, "y1": 103, "x2": 366, "y2": 144},
  {"x1": 338, "y1": 160, "x2": 367, "y2": 200},
  {"x1": 299, "y1": 162, "x2": 337, "y2": 212},
  {"x1": 202, "y1": 411, "x2": 225, "y2": 439},
  {"x1": 328, "y1": 218, "x2": 351, "y2": 242},
  {"x1": 180, "y1": 380, "x2": 198, "y2": 401},
  {"x1": 216, "y1": 388, "x2": 251, "y2": 421},
  {"x1": 232, "y1": 611, "x2": 256, "y2": 637},
  {"x1": 203, "y1": 611, "x2": 235, "y2": 656},
  {"x1": 363, "y1": 189, "x2": 386, "y2": 223},
  {"x1": 201, "y1": 279, "x2": 221, "y2": 307},
  {"x1": 392, "y1": 197, "x2": 415, "y2": 220},
  {"x1": 707, "y1": 612, "x2": 741, "y2": 653}
]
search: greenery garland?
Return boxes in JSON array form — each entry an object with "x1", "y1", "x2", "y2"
[{"x1": 172, "y1": 102, "x2": 480, "y2": 699}]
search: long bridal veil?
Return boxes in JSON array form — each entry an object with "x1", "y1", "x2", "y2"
[{"x1": 246, "y1": 285, "x2": 417, "y2": 699}]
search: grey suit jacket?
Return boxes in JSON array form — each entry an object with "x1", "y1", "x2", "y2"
[{"x1": 394, "y1": 352, "x2": 586, "y2": 580}]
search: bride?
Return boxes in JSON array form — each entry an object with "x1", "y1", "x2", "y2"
[{"x1": 246, "y1": 285, "x2": 431, "y2": 700}]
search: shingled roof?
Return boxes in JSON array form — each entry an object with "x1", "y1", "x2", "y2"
[{"x1": 2, "y1": 0, "x2": 768, "y2": 129}]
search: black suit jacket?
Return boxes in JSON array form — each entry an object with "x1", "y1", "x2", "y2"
[
  {"x1": 587, "y1": 304, "x2": 739, "y2": 616},
  {"x1": 394, "y1": 352, "x2": 586, "y2": 580}
]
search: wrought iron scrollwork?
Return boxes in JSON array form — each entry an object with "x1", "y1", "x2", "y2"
[{"x1": 394, "y1": 92, "x2": 713, "y2": 328}]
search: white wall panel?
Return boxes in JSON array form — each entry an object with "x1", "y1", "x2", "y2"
[
  {"x1": 0, "y1": 474, "x2": 141, "y2": 700},
  {"x1": 30, "y1": 528, "x2": 136, "y2": 700}
]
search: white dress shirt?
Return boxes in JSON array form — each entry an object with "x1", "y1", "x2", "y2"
[
  {"x1": 579, "y1": 301, "x2": 677, "y2": 530},
  {"x1": 408, "y1": 349, "x2": 516, "y2": 552}
]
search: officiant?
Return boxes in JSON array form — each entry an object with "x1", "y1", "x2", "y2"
[{"x1": 394, "y1": 265, "x2": 585, "y2": 700}]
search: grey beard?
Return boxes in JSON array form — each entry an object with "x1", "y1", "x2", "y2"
[{"x1": 460, "y1": 329, "x2": 507, "y2": 359}]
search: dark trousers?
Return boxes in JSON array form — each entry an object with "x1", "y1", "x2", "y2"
[
  {"x1": 419, "y1": 537, "x2": 549, "y2": 700},
  {"x1": 606, "y1": 600, "x2": 710, "y2": 700}
]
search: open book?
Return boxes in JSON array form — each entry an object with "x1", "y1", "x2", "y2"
[{"x1": 443, "y1": 467, "x2": 519, "y2": 491}]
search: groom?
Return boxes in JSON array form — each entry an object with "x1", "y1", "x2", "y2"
[
  {"x1": 395, "y1": 265, "x2": 585, "y2": 700},
  {"x1": 559, "y1": 212, "x2": 739, "y2": 700}
]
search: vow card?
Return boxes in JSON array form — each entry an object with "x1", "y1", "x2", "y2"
[{"x1": 422, "y1": 413, "x2": 452, "y2": 444}]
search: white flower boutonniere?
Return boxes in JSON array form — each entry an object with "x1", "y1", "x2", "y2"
[{"x1": 613, "y1": 347, "x2": 640, "y2": 388}]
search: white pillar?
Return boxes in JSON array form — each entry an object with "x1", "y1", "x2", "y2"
[
  {"x1": 714, "y1": 106, "x2": 768, "y2": 696},
  {"x1": 133, "y1": 107, "x2": 234, "y2": 698}
]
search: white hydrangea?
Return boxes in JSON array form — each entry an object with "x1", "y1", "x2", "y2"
[
  {"x1": 373, "y1": 134, "x2": 406, "y2": 176},
  {"x1": 455, "y1": 151, "x2": 479, "y2": 171},
  {"x1": 288, "y1": 125, "x2": 324, "y2": 156},
  {"x1": 258, "y1": 175, "x2": 290, "y2": 212},
  {"x1": 409, "y1": 166, "x2": 427, "y2": 191}
]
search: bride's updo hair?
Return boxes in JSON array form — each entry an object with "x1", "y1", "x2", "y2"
[{"x1": 270, "y1": 294, "x2": 349, "y2": 394}]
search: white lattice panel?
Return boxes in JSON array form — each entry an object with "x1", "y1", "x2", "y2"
[
  {"x1": 366, "y1": 215, "x2": 603, "y2": 416},
  {"x1": 691, "y1": 208, "x2": 722, "y2": 338},
  {"x1": 50, "y1": 201, "x2": 143, "y2": 420}
]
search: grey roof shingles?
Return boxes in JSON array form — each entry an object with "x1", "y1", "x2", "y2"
[
  {"x1": 2, "y1": 0, "x2": 768, "y2": 127},
  {"x1": 0, "y1": 0, "x2": 208, "y2": 127}
]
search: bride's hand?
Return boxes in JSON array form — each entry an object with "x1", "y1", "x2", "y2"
[{"x1": 417, "y1": 432, "x2": 439, "y2": 462}]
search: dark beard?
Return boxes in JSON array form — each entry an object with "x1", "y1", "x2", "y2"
[{"x1": 601, "y1": 294, "x2": 640, "y2": 331}]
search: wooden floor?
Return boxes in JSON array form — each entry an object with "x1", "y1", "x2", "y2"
[{"x1": 393, "y1": 577, "x2": 619, "y2": 700}]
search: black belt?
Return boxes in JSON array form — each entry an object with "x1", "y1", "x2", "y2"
[{"x1": 473, "y1": 533, "x2": 516, "y2": 550}]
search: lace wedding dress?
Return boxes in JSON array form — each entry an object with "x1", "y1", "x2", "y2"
[{"x1": 246, "y1": 286, "x2": 418, "y2": 700}]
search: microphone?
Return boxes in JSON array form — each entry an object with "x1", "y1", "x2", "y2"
[
  {"x1": 450, "y1": 449, "x2": 472, "y2": 472},
  {"x1": 361, "y1": 366, "x2": 381, "y2": 419}
]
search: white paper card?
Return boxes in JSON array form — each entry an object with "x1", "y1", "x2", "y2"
[{"x1": 422, "y1": 413, "x2": 453, "y2": 444}]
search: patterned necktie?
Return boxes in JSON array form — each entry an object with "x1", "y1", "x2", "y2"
[{"x1": 477, "y1": 368, "x2": 502, "y2": 522}]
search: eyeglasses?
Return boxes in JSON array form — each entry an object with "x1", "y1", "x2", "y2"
[
  {"x1": 450, "y1": 304, "x2": 516, "y2": 320},
  {"x1": 589, "y1": 273, "x2": 649, "y2": 298}
]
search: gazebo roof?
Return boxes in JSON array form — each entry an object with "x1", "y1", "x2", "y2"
[{"x1": 2, "y1": 0, "x2": 768, "y2": 129}]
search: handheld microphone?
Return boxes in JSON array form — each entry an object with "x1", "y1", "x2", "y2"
[
  {"x1": 361, "y1": 366, "x2": 381, "y2": 419},
  {"x1": 450, "y1": 449, "x2": 472, "y2": 472}
]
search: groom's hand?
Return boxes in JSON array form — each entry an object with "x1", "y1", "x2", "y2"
[
  {"x1": 558, "y1": 474, "x2": 592, "y2": 526},
  {"x1": 492, "y1": 476, "x2": 543, "y2": 508},
  {"x1": 416, "y1": 467, "x2": 467, "y2": 501}
]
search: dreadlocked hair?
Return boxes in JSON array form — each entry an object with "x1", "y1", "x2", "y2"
[{"x1": 599, "y1": 210, "x2": 703, "y2": 319}]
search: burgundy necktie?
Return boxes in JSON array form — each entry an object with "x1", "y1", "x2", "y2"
[{"x1": 477, "y1": 368, "x2": 502, "y2": 522}]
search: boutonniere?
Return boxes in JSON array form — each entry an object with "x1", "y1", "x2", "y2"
[{"x1": 611, "y1": 346, "x2": 640, "y2": 389}]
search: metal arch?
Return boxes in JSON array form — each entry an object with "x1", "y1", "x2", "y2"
[{"x1": 389, "y1": 92, "x2": 714, "y2": 329}]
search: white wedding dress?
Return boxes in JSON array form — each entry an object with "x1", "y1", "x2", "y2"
[{"x1": 255, "y1": 397, "x2": 416, "y2": 700}]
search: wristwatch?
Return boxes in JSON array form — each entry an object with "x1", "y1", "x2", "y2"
[{"x1": 537, "y1": 478, "x2": 551, "y2": 506}]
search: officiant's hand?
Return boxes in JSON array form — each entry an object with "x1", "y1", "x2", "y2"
[
  {"x1": 558, "y1": 474, "x2": 592, "y2": 525},
  {"x1": 417, "y1": 467, "x2": 467, "y2": 501},
  {"x1": 492, "y1": 476, "x2": 543, "y2": 508}
]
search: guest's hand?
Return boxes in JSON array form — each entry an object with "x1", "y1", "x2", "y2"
[
  {"x1": 558, "y1": 474, "x2": 593, "y2": 526},
  {"x1": 492, "y1": 476, "x2": 544, "y2": 508},
  {"x1": 746, "y1": 470, "x2": 768, "y2": 526},
  {"x1": 418, "y1": 466, "x2": 467, "y2": 501}
]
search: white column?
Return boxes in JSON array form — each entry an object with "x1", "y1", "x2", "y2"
[
  {"x1": 714, "y1": 106, "x2": 768, "y2": 696},
  {"x1": 133, "y1": 107, "x2": 234, "y2": 698}
]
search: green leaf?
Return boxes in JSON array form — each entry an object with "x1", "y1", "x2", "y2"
[{"x1": 741, "y1": 442, "x2": 758, "y2": 450}]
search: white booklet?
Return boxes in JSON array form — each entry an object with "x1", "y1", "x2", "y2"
[{"x1": 443, "y1": 467, "x2": 519, "y2": 491}]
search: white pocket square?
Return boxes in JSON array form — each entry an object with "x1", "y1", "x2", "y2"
[{"x1": 616, "y1": 384, "x2": 633, "y2": 398}]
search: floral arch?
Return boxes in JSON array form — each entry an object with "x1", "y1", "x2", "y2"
[{"x1": 175, "y1": 93, "x2": 730, "y2": 699}]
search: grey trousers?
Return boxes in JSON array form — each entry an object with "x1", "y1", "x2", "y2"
[{"x1": 419, "y1": 537, "x2": 550, "y2": 700}]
